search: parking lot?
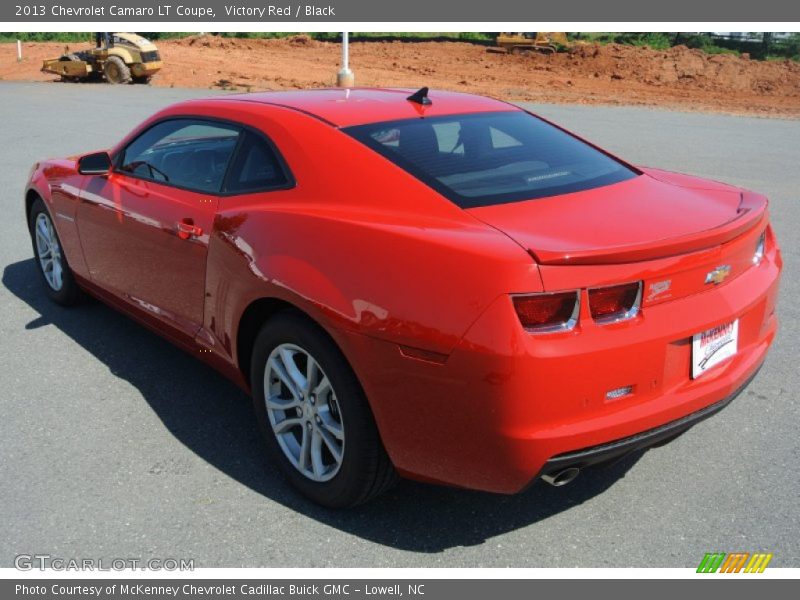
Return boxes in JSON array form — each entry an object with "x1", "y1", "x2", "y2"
[{"x1": 1, "y1": 81, "x2": 798, "y2": 567}]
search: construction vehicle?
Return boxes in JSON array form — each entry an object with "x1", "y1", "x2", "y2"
[
  {"x1": 41, "y1": 33, "x2": 162, "y2": 84},
  {"x1": 495, "y1": 32, "x2": 571, "y2": 55}
]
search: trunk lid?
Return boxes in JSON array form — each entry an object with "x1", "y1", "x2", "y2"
[{"x1": 467, "y1": 169, "x2": 767, "y2": 266}]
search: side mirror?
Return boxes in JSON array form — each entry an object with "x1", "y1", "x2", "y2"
[{"x1": 78, "y1": 151, "x2": 112, "y2": 175}]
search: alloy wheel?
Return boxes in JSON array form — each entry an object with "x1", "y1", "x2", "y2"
[
  {"x1": 264, "y1": 343, "x2": 345, "y2": 482},
  {"x1": 34, "y1": 212, "x2": 64, "y2": 291}
]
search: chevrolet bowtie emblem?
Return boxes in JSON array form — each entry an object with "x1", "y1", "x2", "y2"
[{"x1": 705, "y1": 265, "x2": 732, "y2": 285}]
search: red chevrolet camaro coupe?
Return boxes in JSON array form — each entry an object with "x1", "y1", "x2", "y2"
[{"x1": 25, "y1": 87, "x2": 781, "y2": 507}]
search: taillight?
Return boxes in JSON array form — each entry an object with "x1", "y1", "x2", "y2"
[
  {"x1": 512, "y1": 291, "x2": 579, "y2": 333},
  {"x1": 753, "y1": 230, "x2": 766, "y2": 265},
  {"x1": 588, "y1": 281, "x2": 642, "y2": 324}
]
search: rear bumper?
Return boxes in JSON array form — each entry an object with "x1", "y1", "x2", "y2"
[
  {"x1": 338, "y1": 242, "x2": 781, "y2": 494},
  {"x1": 536, "y1": 366, "x2": 759, "y2": 481}
]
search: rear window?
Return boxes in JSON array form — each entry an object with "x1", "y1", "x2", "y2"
[{"x1": 345, "y1": 111, "x2": 638, "y2": 208}]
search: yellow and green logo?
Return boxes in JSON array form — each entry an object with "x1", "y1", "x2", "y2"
[{"x1": 697, "y1": 552, "x2": 773, "y2": 573}]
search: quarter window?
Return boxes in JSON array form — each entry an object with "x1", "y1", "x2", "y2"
[{"x1": 223, "y1": 130, "x2": 290, "y2": 193}]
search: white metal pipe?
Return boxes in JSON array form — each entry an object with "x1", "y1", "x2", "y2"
[
  {"x1": 17, "y1": 40, "x2": 22, "y2": 62},
  {"x1": 342, "y1": 31, "x2": 349, "y2": 72},
  {"x1": 336, "y1": 31, "x2": 355, "y2": 89},
  {"x1": 336, "y1": 31, "x2": 354, "y2": 87}
]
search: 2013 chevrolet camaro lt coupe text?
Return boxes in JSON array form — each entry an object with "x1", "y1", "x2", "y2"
[{"x1": 25, "y1": 88, "x2": 782, "y2": 507}]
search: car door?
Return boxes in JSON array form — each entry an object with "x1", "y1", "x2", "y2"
[{"x1": 76, "y1": 118, "x2": 241, "y2": 341}]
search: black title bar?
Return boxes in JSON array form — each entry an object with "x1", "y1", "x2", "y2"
[{"x1": 4, "y1": 0, "x2": 800, "y2": 22}]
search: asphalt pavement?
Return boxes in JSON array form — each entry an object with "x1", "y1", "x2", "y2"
[{"x1": 0, "y1": 82, "x2": 797, "y2": 568}]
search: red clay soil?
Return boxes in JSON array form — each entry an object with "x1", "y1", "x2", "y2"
[{"x1": 2, "y1": 35, "x2": 799, "y2": 118}]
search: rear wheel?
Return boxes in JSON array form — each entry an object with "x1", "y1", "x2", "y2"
[
  {"x1": 28, "y1": 198, "x2": 82, "y2": 306},
  {"x1": 103, "y1": 56, "x2": 131, "y2": 84},
  {"x1": 251, "y1": 312, "x2": 397, "y2": 507}
]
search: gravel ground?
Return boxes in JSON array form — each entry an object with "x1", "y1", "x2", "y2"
[{"x1": 0, "y1": 82, "x2": 797, "y2": 568}]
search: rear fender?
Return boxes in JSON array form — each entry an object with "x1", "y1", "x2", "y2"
[{"x1": 202, "y1": 205, "x2": 541, "y2": 384}]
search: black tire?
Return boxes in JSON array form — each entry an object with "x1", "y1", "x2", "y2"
[
  {"x1": 28, "y1": 197, "x2": 82, "y2": 306},
  {"x1": 132, "y1": 75, "x2": 152, "y2": 84},
  {"x1": 251, "y1": 311, "x2": 397, "y2": 508},
  {"x1": 103, "y1": 56, "x2": 131, "y2": 84}
]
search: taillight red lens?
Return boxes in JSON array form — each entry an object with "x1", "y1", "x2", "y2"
[
  {"x1": 588, "y1": 282, "x2": 641, "y2": 322},
  {"x1": 513, "y1": 291, "x2": 578, "y2": 332}
]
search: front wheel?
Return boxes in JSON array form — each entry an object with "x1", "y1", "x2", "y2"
[
  {"x1": 251, "y1": 312, "x2": 397, "y2": 507},
  {"x1": 28, "y1": 197, "x2": 82, "y2": 306}
]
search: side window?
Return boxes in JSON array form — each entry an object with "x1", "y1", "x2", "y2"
[
  {"x1": 223, "y1": 130, "x2": 289, "y2": 193},
  {"x1": 119, "y1": 119, "x2": 240, "y2": 193}
]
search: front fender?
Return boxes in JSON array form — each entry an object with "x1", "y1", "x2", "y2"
[
  {"x1": 25, "y1": 159, "x2": 89, "y2": 278},
  {"x1": 26, "y1": 164, "x2": 50, "y2": 216}
]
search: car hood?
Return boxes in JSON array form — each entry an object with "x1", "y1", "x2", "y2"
[{"x1": 466, "y1": 169, "x2": 767, "y2": 265}]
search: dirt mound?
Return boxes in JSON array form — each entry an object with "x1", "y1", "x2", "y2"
[
  {"x1": 176, "y1": 33, "x2": 321, "y2": 51},
  {"x1": 286, "y1": 34, "x2": 315, "y2": 46},
  {"x1": 2, "y1": 37, "x2": 798, "y2": 117},
  {"x1": 561, "y1": 42, "x2": 800, "y2": 96},
  {"x1": 178, "y1": 34, "x2": 237, "y2": 49}
]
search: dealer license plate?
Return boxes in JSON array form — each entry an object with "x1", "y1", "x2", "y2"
[{"x1": 691, "y1": 319, "x2": 738, "y2": 379}]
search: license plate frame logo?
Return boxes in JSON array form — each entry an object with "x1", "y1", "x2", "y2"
[{"x1": 692, "y1": 319, "x2": 739, "y2": 379}]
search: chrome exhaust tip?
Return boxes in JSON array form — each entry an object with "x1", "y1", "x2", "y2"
[{"x1": 541, "y1": 467, "x2": 580, "y2": 487}]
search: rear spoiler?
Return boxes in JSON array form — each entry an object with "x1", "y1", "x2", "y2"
[{"x1": 529, "y1": 192, "x2": 768, "y2": 265}]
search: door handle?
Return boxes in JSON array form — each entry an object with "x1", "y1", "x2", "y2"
[{"x1": 176, "y1": 219, "x2": 203, "y2": 240}]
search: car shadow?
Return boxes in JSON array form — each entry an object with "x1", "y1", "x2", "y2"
[{"x1": 3, "y1": 258, "x2": 642, "y2": 553}]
